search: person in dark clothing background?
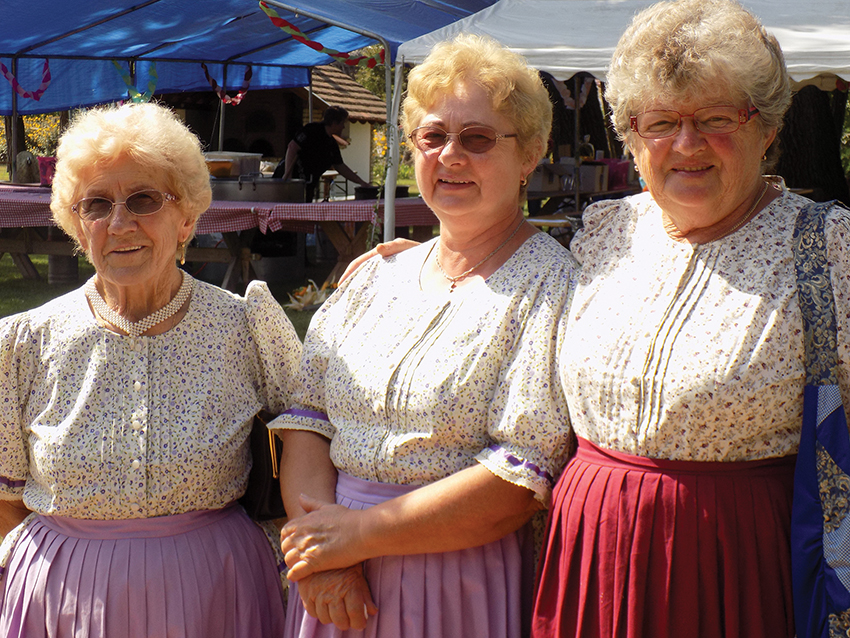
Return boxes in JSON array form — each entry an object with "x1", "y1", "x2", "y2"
[{"x1": 274, "y1": 105, "x2": 371, "y2": 201}]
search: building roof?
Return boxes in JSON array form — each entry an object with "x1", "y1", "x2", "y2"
[{"x1": 307, "y1": 66, "x2": 387, "y2": 124}]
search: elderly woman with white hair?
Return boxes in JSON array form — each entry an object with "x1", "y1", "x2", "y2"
[{"x1": 0, "y1": 103, "x2": 301, "y2": 637}]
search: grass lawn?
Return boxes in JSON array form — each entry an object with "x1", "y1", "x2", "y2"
[{"x1": 0, "y1": 253, "x2": 318, "y2": 341}]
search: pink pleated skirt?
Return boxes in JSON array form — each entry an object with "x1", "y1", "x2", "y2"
[
  {"x1": 285, "y1": 471, "x2": 534, "y2": 638},
  {"x1": 0, "y1": 503, "x2": 286, "y2": 638},
  {"x1": 532, "y1": 438, "x2": 796, "y2": 638}
]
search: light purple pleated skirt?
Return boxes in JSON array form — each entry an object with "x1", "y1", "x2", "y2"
[
  {"x1": 285, "y1": 471, "x2": 533, "y2": 638},
  {"x1": 0, "y1": 503, "x2": 286, "y2": 638}
]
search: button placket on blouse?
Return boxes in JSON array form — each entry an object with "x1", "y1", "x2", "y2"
[
  {"x1": 636, "y1": 245, "x2": 719, "y2": 443},
  {"x1": 125, "y1": 338, "x2": 149, "y2": 513},
  {"x1": 375, "y1": 300, "x2": 455, "y2": 482}
]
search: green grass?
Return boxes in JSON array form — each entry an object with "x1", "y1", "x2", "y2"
[{"x1": 0, "y1": 253, "x2": 317, "y2": 341}]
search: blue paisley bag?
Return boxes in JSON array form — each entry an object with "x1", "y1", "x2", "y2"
[{"x1": 791, "y1": 200, "x2": 850, "y2": 638}]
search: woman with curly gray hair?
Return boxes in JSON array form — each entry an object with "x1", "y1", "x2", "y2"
[
  {"x1": 0, "y1": 102, "x2": 301, "y2": 637},
  {"x1": 531, "y1": 0, "x2": 850, "y2": 636}
]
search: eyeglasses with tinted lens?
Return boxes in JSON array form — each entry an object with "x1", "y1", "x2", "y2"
[
  {"x1": 71, "y1": 190, "x2": 177, "y2": 221},
  {"x1": 408, "y1": 125, "x2": 518, "y2": 154},
  {"x1": 629, "y1": 105, "x2": 760, "y2": 139}
]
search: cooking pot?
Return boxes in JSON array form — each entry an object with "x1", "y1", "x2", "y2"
[
  {"x1": 354, "y1": 185, "x2": 411, "y2": 200},
  {"x1": 211, "y1": 175, "x2": 306, "y2": 202}
]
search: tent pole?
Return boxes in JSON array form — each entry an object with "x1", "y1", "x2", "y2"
[
  {"x1": 383, "y1": 57, "x2": 404, "y2": 241},
  {"x1": 10, "y1": 58, "x2": 18, "y2": 183},
  {"x1": 308, "y1": 67, "x2": 313, "y2": 122},
  {"x1": 218, "y1": 65, "x2": 228, "y2": 151},
  {"x1": 574, "y1": 75, "x2": 581, "y2": 213}
]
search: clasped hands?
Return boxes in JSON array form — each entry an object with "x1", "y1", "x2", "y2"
[{"x1": 281, "y1": 494, "x2": 377, "y2": 630}]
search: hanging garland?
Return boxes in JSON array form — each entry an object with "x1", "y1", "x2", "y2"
[
  {"x1": 0, "y1": 59, "x2": 51, "y2": 101},
  {"x1": 258, "y1": 1, "x2": 384, "y2": 68},
  {"x1": 112, "y1": 61, "x2": 158, "y2": 103},
  {"x1": 200, "y1": 63, "x2": 253, "y2": 105}
]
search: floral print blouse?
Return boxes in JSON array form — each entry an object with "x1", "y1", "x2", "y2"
[
  {"x1": 563, "y1": 184, "x2": 850, "y2": 461},
  {"x1": 0, "y1": 278, "x2": 301, "y2": 518},
  {"x1": 272, "y1": 233, "x2": 577, "y2": 504}
]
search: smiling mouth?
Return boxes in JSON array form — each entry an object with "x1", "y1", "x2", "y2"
[
  {"x1": 111, "y1": 245, "x2": 145, "y2": 254},
  {"x1": 673, "y1": 166, "x2": 712, "y2": 173},
  {"x1": 439, "y1": 178, "x2": 472, "y2": 184}
]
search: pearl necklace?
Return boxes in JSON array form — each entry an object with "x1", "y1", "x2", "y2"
[
  {"x1": 725, "y1": 181, "x2": 769, "y2": 237},
  {"x1": 435, "y1": 218, "x2": 525, "y2": 292},
  {"x1": 85, "y1": 271, "x2": 194, "y2": 338}
]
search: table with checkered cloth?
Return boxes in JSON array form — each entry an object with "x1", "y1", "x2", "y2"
[{"x1": 0, "y1": 186, "x2": 437, "y2": 233}]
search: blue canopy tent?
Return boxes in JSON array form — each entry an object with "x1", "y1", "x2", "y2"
[
  {"x1": 0, "y1": 0, "x2": 496, "y2": 115},
  {"x1": 0, "y1": 0, "x2": 496, "y2": 234}
]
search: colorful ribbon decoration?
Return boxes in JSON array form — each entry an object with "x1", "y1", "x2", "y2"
[
  {"x1": 259, "y1": 1, "x2": 384, "y2": 68},
  {"x1": 0, "y1": 59, "x2": 51, "y2": 101},
  {"x1": 112, "y1": 61, "x2": 158, "y2": 103},
  {"x1": 200, "y1": 63, "x2": 253, "y2": 105}
]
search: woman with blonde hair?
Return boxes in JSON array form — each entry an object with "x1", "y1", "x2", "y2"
[{"x1": 274, "y1": 34, "x2": 576, "y2": 638}]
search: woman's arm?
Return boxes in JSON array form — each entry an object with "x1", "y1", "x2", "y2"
[
  {"x1": 0, "y1": 499, "x2": 31, "y2": 538},
  {"x1": 279, "y1": 430, "x2": 378, "y2": 629},
  {"x1": 281, "y1": 463, "x2": 540, "y2": 581}
]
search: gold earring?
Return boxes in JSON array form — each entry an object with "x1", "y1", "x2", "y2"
[
  {"x1": 520, "y1": 176, "x2": 528, "y2": 187},
  {"x1": 762, "y1": 154, "x2": 767, "y2": 161},
  {"x1": 178, "y1": 241, "x2": 187, "y2": 265}
]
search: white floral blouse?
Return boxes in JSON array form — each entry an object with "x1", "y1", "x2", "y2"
[
  {"x1": 563, "y1": 184, "x2": 850, "y2": 461},
  {"x1": 0, "y1": 278, "x2": 302, "y2": 517},
  {"x1": 271, "y1": 233, "x2": 577, "y2": 504}
]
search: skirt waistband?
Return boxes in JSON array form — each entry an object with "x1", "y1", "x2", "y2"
[
  {"x1": 35, "y1": 502, "x2": 241, "y2": 540},
  {"x1": 575, "y1": 437, "x2": 797, "y2": 476},
  {"x1": 336, "y1": 471, "x2": 420, "y2": 505}
]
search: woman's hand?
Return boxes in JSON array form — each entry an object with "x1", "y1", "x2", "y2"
[
  {"x1": 296, "y1": 565, "x2": 378, "y2": 630},
  {"x1": 339, "y1": 238, "x2": 421, "y2": 282},
  {"x1": 0, "y1": 499, "x2": 31, "y2": 538},
  {"x1": 281, "y1": 494, "x2": 365, "y2": 581}
]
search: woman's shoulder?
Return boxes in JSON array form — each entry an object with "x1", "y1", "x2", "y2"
[{"x1": 1, "y1": 285, "x2": 89, "y2": 351}]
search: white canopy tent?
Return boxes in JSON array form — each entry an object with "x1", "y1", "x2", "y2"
[
  {"x1": 380, "y1": 0, "x2": 850, "y2": 232},
  {"x1": 397, "y1": 0, "x2": 850, "y2": 85}
]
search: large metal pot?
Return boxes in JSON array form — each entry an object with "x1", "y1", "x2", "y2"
[{"x1": 211, "y1": 175, "x2": 305, "y2": 202}]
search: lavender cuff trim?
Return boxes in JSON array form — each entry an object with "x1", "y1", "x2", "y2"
[
  {"x1": 487, "y1": 444, "x2": 554, "y2": 486},
  {"x1": 283, "y1": 408, "x2": 330, "y2": 422},
  {"x1": 0, "y1": 476, "x2": 26, "y2": 489}
]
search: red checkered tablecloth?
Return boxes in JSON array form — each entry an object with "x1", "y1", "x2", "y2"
[
  {"x1": 0, "y1": 186, "x2": 438, "y2": 234},
  {"x1": 266, "y1": 198, "x2": 437, "y2": 233}
]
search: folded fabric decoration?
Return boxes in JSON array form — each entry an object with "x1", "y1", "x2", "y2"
[
  {"x1": 259, "y1": 1, "x2": 384, "y2": 68},
  {"x1": 200, "y1": 63, "x2": 252, "y2": 105},
  {"x1": 1, "y1": 59, "x2": 51, "y2": 101}
]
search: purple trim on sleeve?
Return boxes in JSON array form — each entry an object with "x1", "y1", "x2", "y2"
[
  {"x1": 487, "y1": 444, "x2": 554, "y2": 485},
  {"x1": 0, "y1": 476, "x2": 26, "y2": 489},
  {"x1": 283, "y1": 408, "x2": 330, "y2": 422}
]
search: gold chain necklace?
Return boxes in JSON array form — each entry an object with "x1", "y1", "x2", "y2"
[{"x1": 435, "y1": 218, "x2": 525, "y2": 292}]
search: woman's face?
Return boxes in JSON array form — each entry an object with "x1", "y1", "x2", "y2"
[
  {"x1": 72, "y1": 154, "x2": 193, "y2": 293},
  {"x1": 413, "y1": 82, "x2": 535, "y2": 225},
  {"x1": 628, "y1": 92, "x2": 777, "y2": 233}
]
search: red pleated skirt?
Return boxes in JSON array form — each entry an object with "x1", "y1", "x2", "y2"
[{"x1": 532, "y1": 438, "x2": 796, "y2": 638}]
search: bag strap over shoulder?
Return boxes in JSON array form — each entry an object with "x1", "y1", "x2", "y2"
[{"x1": 793, "y1": 200, "x2": 844, "y2": 386}]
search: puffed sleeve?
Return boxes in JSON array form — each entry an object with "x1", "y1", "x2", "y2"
[
  {"x1": 826, "y1": 204, "x2": 850, "y2": 422},
  {"x1": 475, "y1": 248, "x2": 578, "y2": 506},
  {"x1": 243, "y1": 280, "x2": 303, "y2": 415},
  {"x1": 0, "y1": 314, "x2": 32, "y2": 500},
  {"x1": 268, "y1": 258, "x2": 382, "y2": 439}
]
